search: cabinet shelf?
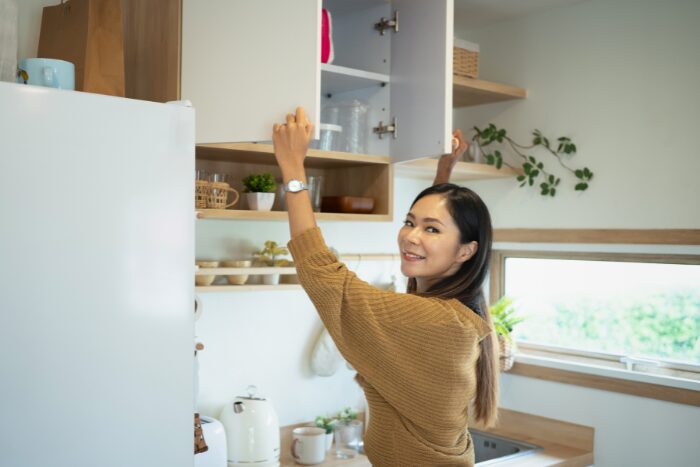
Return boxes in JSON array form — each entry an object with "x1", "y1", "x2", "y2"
[
  {"x1": 196, "y1": 143, "x2": 392, "y2": 221},
  {"x1": 196, "y1": 209, "x2": 391, "y2": 222},
  {"x1": 394, "y1": 158, "x2": 522, "y2": 181},
  {"x1": 453, "y1": 76, "x2": 527, "y2": 107},
  {"x1": 321, "y1": 64, "x2": 389, "y2": 95},
  {"x1": 196, "y1": 143, "x2": 390, "y2": 169}
]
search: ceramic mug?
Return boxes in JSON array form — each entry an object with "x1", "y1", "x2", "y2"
[
  {"x1": 17, "y1": 58, "x2": 75, "y2": 90},
  {"x1": 291, "y1": 427, "x2": 326, "y2": 465}
]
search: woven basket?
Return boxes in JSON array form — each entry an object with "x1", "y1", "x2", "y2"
[
  {"x1": 195, "y1": 180, "x2": 210, "y2": 209},
  {"x1": 453, "y1": 46, "x2": 479, "y2": 79},
  {"x1": 206, "y1": 181, "x2": 240, "y2": 209},
  {"x1": 498, "y1": 334, "x2": 516, "y2": 372}
]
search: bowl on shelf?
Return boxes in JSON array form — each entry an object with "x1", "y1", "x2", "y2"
[
  {"x1": 195, "y1": 260, "x2": 219, "y2": 286},
  {"x1": 222, "y1": 260, "x2": 252, "y2": 285},
  {"x1": 321, "y1": 196, "x2": 375, "y2": 214}
]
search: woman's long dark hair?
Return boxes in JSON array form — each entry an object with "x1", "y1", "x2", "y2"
[{"x1": 406, "y1": 183, "x2": 498, "y2": 427}]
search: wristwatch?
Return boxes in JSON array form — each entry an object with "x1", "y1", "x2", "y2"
[{"x1": 283, "y1": 179, "x2": 308, "y2": 193}]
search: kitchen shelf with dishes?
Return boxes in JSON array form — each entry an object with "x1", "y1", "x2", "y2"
[
  {"x1": 195, "y1": 254, "x2": 399, "y2": 293},
  {"x1": 195, "y1": 143, "x2": 393, "y2": 222},
  {"x1": 195, "y1": 265, "x2": 300, "y2": 293}
]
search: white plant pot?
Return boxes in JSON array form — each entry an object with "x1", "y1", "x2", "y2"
[
  {"x1": 262, "y1": 273, "x2": 280, "y2": 285},
  {"x1": 246, "y1": 192, "x2": 275, "y2": 211}
]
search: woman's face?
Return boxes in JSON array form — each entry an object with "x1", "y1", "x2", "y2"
[{"x1": 397, "y1": 194, "x2": 476, "y2": 284}]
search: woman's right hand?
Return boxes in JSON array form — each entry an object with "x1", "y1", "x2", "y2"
[{"x1": 272, "y1": 106, "x2": 314, "y2": 179}]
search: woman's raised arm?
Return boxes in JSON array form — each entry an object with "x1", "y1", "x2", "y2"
[{"x1": 272, "y1": 107, "x2": 317, "y2": 239}]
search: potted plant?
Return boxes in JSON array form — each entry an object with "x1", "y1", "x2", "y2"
[
  {"x1": 489, "y1": 296, "x2": 525, "y2": 372},
  {"x1": 314, "y1": 415, "x2": 337, "y2": 451},
  {"x1": 254, "y1": 240, "x2": 290, "y2": 285},
  {"x1": 242, "y1": 172, "x2": 276, "y2": 211}
]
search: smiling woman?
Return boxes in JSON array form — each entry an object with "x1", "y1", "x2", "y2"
[{"x1": 270, "y1": 107, "x2": 498, "y2": 467}]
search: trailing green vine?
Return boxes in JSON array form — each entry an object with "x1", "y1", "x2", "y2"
[{"x1": 472, "y1": 124, "x2": 594, "y2": 197}]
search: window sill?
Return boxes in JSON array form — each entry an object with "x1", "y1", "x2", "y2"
[{"x1": 507, "y1": 350, "x2": 700, "y2": 407}]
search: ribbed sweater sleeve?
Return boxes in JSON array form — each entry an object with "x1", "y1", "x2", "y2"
[{"x1": 288, "y1": 228, "x2": 492, "y2": 428}]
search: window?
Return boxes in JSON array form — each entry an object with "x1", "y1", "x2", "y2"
[{"x1": 494, "y1": 251, "x2": 700, "y2": 372}]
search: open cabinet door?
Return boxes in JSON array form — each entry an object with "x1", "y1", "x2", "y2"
[
  {"x1": 182, "y1": 0, "x2": 321, "y2": 143},
  {"x1": 390, "y1": 0, "x2": 453, "y2": 163}
]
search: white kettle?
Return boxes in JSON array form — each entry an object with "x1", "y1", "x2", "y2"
[{"x1": 219, "y1": 385, "x2": 280, "y2": 467}]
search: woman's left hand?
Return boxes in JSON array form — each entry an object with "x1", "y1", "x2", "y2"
[
  {"x1": 434, "y1": 129, "x2": 469, "y2": 184},
  {"x1": 272, "y1": 106, "x2": 314, "y2": 177}
]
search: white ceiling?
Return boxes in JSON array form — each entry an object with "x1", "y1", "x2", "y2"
[{"x1": 454, "y1": 0, "x2": 589, "y2": 31}]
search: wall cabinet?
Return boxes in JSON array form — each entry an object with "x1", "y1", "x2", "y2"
[
  {"x1": 181, "y1": 0, "x2": 454, "y2": 163},
  {"x1": 123, "y1": 0, "x2": 525, "y2": 222}
]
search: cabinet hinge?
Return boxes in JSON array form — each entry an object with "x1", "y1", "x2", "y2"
[
  {"x1": 373, "y1": 117, "x2": 397, "y2": 139},
  {"x1": 375, "y1": 10, "x2": 399, "y2": 35}
]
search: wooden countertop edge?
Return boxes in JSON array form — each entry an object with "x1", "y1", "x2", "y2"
[{"x1": 280, "y1": 409, "x2": 594, "y2": 466}]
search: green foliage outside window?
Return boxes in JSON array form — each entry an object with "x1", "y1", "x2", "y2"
[{"x1": 515, "y1": 289, "x2": 700, "y2": 364}]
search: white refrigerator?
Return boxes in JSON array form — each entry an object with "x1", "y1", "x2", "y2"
[{"x1": 0, "y1": 82, "x2": 195, "y2": 467}]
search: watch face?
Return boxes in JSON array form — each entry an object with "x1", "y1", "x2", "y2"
[{"x1": 287, "y1": 180, "x2": 303, "y2": 192}]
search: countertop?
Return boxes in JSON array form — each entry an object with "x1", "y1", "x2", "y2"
[{"x1": 280, "y1": 408, "x2": 593, "y2": 467}]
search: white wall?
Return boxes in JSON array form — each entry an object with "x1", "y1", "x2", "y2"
[
  {"x1": 455, "y1": 1, "x2": 700, "y2": 466},
  {"x1": 456, "y1": 0, "x2": 700, "y2": 229}
]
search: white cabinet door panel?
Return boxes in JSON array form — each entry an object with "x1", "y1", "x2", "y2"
[
  {"x1": 182, "y1": 0, "x2": 321, "y2": 143},
  {"x1": 390, "y1": 0, "x2": 453, "y2": 162}
]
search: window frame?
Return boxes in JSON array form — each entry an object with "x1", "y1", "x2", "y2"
[{"x1": 490, "y1": 247, "x2": 700, "y2": 406}]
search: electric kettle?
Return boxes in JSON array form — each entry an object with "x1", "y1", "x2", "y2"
[{"x1": 219, "y1": 385, "x2": 280, "y2": 467}]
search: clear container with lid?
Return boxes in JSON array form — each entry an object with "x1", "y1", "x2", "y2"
[
  {"x1": 322, "y1": 100, "x2": 370, "y2": 154},
  {"x1": 310, "y1": 123, "x2": 342, "y2": 151}
]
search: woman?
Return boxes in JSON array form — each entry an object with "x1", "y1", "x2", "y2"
[{"x1": 273, "y1": 107, "x2": 498, "y2": 466}]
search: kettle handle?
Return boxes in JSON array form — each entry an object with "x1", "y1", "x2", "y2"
[{"x1": 291, "y1": 438, "x2": 301, "y2": 460}]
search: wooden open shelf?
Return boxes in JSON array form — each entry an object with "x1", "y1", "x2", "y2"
[
  {"x1": 453, "y1": 76, "x2": 527, "y2": 107},
  {"x1": 195, "y1": 266, "x2": 297, "y2": 276},
  {"x1": 196, "y1": 209, "x2": 391, "y2": 222},
  {"x1": 196, "y1": 284, "x2": 302, "y2": 292},
  {"x1": 394, "y1": 158, "x2": 522, "y2": 181},
  {"x1": 195, "y1": 143, "x2": 393, "y2": 221}
]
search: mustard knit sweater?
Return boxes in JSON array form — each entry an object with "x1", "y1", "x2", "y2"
[{"x1": 288, "y1": 227, "x2": 492, "y2": 467}]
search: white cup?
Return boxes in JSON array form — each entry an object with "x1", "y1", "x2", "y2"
[{"x1": 291, "y1": 426, "x2": 326, "y2": 465}]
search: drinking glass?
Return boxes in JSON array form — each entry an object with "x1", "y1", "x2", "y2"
[
  {"x1": 334, "y1": 420, "x2": 363, "y2": 459},
  {"x1": 307, "y1": 176, "x2": 324, "y2": 212}
]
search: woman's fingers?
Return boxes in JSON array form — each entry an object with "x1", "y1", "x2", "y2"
[{"x1": 295, "y1": 106, "x2": 308, "y2": 125}]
